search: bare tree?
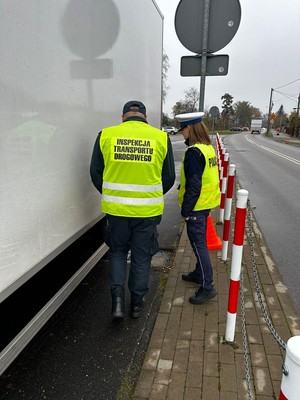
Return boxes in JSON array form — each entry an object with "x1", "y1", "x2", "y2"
[
  {"x1": 171, "y1": 87, "x2": 199, "y2": 117},
  {"x1": 162, "y1": 51, "x2": 170, "y2": 103},
  {"x1": 183, "y1": 87, "x2": 199, "y2": 112}
]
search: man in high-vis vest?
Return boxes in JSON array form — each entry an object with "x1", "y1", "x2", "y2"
[
  {"x1": 90, "y1": 101, "x2": 175, "y2": 320},
  {"x1": 175, "y1": 111, "x2": 220, "y2": 305}
]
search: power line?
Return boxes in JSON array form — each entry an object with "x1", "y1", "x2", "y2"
[
  {"x1": 274, "y1": 78, "x2": 300, "y2": 90},
  {"x1": 273, "y1": 96, "x2": 291, "y2": 103},
  {"x1": 275, "y1": 91, "x2": 298, "y2": 97},
  {"x1": 274, "y1": 90, "x2": 298, "y2": 103}
]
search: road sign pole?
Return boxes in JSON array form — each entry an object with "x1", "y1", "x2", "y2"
[
  {"x1": 175, "y1": 0, "x2": 241, "y2": 109},
  {"x1": 199, "y1": 0, "x2": 210, "y2": 112}
]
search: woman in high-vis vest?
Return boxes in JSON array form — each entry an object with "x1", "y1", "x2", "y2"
[
  {"x1": 90, "y1": 101, "x2": 175, "y2": 320},
  {"x1": 175, "y1": 112, "x2": 220, "y2": 305}
]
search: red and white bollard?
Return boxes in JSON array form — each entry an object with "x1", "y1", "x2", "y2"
[
  {"x1": 216, "y1": 139, "x2": 224, "y2": 178},
  {"x1": 219, "y1": 148, "x2": 226, "y2": 190},
  {"x1": 221, "y1": 164, "x2": 236, "y2": 261},
  {"x1": 219, "y1": 153, "x2": 229, "y2": 223},
  {"x1": 215, "y1": 132, "x2": 221, "y2": 155},
  {"x1": 215, "y1": 132, "x2": 219, "y2": 150},
  {"x1": 279, "y1": 336, "x2": 300, "y2": 399},
  {"x1": 225, "y1": 189, "x2": 248, "y2": 342}
]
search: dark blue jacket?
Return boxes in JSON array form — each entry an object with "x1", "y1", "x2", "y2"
[{"x1": 181, "y1": 143, "x2": 206, "y2": 218}]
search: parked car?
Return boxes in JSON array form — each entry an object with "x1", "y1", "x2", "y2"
[
  {"x1": 162, "y1": 126, "x2": 177, "y2": 135},
  {"x1": 230, "y1": 127, "x2": 242, "y2": 132}
]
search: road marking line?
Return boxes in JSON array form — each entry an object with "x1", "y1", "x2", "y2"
[{"x1": 246, "y1": 135, "x2": 300, "y2": 166}]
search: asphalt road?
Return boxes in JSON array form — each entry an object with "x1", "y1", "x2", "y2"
[
  {"x1": 223, "y1": 131, "x2": 300, "y2": 314},
  {"x1": 0, "y1": 134, "x2": 187, "y2": 400}
]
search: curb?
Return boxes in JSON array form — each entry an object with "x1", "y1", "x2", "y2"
[{"x1": 133, "y1": 206, "x2": 300, "y2": 399}]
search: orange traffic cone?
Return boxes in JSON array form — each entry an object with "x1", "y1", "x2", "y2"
[{"x1": 206, "y1": 215, "x2": 222, "y2": 250}]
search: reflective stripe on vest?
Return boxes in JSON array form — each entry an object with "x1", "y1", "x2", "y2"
[
  {"x1": 178, "y1": 143, "x2": 220, "y2": 210},
  {"x1": 100, "y1": 121, "x2": 168, "y2": 217}
]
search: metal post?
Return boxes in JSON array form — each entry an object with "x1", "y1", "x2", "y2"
[{"x1": 199, "y1": 0, "x2": 210, "y2": 112}]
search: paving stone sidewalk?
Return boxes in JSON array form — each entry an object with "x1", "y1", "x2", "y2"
[{"x1": 133, "y1": 207, "x2": 300, "y2": 400}]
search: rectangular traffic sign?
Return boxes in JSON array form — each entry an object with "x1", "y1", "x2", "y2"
[{"x1": 180, "y1": 55, "x2": 229, "y2": 77}]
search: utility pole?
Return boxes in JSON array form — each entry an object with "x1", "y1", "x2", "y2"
[
  {"x1": 295, "y1": 93, "x2": 300, "y2": 138},
  {"x1": 267, "y1": 88, "x2": 274, "y2": 134}
]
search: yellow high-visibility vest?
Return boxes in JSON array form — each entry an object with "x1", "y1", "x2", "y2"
[
  {"x1": 178, "y1": 143, "x2": 220, "y2": 210},
  {"x1": 100, "y1": 121, "x2": 168, "y2": 217}
]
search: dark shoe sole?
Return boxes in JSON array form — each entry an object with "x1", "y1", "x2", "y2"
[{"x1": 189, "y1": 289, "x2": 217, "y2": 305}]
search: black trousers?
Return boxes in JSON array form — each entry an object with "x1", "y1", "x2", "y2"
[
  {"x1": 185, "y1": 209, "x2": 214, "y2": 290},
  {"x1": 105, "y1": 214, "x2": 161, "y2": 299}
]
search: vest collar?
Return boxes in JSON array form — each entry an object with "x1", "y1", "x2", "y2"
[{"x1": 123, "y1": 116, "x2": 148, "y2": 123}]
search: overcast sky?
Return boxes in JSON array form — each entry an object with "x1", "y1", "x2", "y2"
[{"x1": 155, "y1": 0, "x2": 300, "y2": 117}]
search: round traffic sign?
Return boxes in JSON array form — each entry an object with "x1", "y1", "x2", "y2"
[
  {"x1": 175, "y1": 0, "x2": 241, "y2": 54},
  {"x1": 209, "y1": 106, "x2": 220, "y2": 117}
]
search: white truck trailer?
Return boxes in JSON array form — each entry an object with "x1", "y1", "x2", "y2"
[
  {"x1": 0, "y1": 0, "x2": 163, "y2": 374},
  {"x1": 251, "y1": 118, "x2": 263, "y2": 134}
]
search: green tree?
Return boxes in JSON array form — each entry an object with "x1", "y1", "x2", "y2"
[
  {"x1": 233, "y1": 101, "x2": 252, "y2": 127},
  {"x1": 162, "y1": 112, "x2": 170, "y2": 126},
  {"x1": 233, "y1": 101, "x2": 262, "y2": 127},
  {"x1": 288, "y1": 110, "x2": 300, "y2": 136},
  {"x1": 221, "y1": 93, "x2": 234, "y2": 129},
  {"x1": 276, "y1": 105, "x2": 287, "y2": 131},
  {"x1": 172, "y1": 101, "x2": 186, "y2": 119}
]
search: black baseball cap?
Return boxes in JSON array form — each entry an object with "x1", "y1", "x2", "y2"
[{"x1": 122, "y1": 100, "x2": 146, "y2": 116}]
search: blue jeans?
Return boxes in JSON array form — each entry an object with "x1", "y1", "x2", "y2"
[
  {"x1": 105, "y1": 215, "x2": 161, "y2": 299},
  {"x1": 185, "y1": 210, "x2": 213, "y2": 290}
]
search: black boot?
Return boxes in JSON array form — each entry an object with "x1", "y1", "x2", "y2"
[
  {"x1": 182, "y1": 270, "x2": 202, "y2": 285},
  {"x1": 189, "y1": 286, "x2": 217, "y2": 305},
  {"x1": 111, "y1": 294, "x2": 125, "y2": 320},
  {"x1": 130, "y1": 297, "x2": 145, "y2": 319}
]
